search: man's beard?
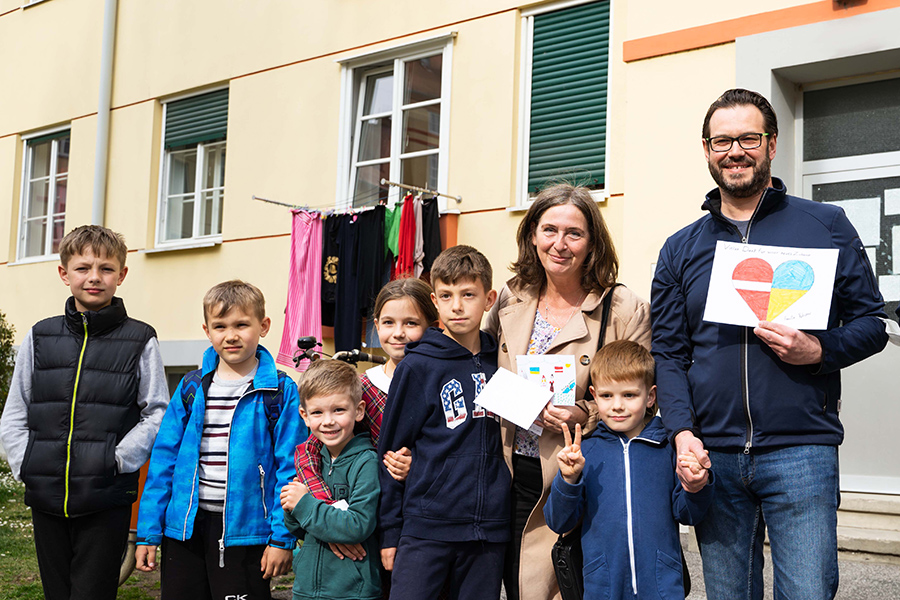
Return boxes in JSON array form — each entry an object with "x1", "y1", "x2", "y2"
[{"x1": 708, "y1": 153, "x2": 772, "y2": 199}]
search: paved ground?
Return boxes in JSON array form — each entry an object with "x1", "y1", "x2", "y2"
[
  {"x1": 681, "y1": 547, "x2": 900, "y2": 600},
  {"x1": 495, "y1": 548, "x2": 900, "y2": 599}
]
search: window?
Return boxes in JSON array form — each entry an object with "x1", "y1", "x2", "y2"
[
  {"x1": 800, "y1": 77, "x2": 900, "y2": 324},
  {"x1": 519, "y1": 0, "x2": 610, "y2": 202},
  {"x1": 18, "y1": 130, "x2": 69, "y2": 259},
  {"x1": 338, "y1": 36, "x2": 453, "y2": 209},
  {"x1": 158, "y1": 88, "x2": 228, "y2": 245}
]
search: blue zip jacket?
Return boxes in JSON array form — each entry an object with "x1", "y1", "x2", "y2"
[
  {"x1": 377, "y1": 327, "x2": 511, "y2": 548},
  {"x1": 136, "y1": 345, "x2": 305, "y2": 552},
  {"x1": 544, "y1": 417, "x2": 713, "y2": 600},
  {"x1": 652, "y1": 179, "x2": 889, "y2": 450}
]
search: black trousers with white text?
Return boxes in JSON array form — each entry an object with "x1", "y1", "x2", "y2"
[{"x1": 160, "y1": 508, "x2": 272, "y2": 600}]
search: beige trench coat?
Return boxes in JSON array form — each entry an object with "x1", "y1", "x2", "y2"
[{"x1": 483, "y1": 278, "x2": 651, "y2": 600}]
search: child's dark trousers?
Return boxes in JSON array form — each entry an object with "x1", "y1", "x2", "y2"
[
  {"x1": 32, "y1": 504, "x2": 131, "y2": 600},
  {"x1": 389, "y1": 536, "x2": 504, "y2": 600},
  {"x1": 160, "y1": 508, "x2": 272, "y2": 600}
]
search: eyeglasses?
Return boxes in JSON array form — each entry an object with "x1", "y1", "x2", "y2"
[{"x1": 705, "y1": 133, "x2": 770, "y2": 152}]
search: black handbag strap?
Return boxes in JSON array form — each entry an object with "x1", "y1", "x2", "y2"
[{"x1": 597, "y1": 283, "x2": 622, "y2": 352}]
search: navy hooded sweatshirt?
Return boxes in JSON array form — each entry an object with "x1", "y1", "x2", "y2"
[
  {"x1": 544, "y1": 417, "x2": 713, "y2": 600},
  {"x1": 377, "y1": 327, "x2": 511, "y2": 548}
]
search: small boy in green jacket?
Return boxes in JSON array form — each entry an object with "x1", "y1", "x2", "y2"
[{"x1": 280, "y1": 359, "x2": 381, "y2": 600}]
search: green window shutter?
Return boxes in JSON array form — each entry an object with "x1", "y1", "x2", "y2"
[
  {"x1": 165, "y1": 88, "x2": 229, "y2": 150},
  {"x1": 28, "y1": 130, "x2": 70, "y2": 145},
  {"x1": 528, "y1": 1, "x2": 609, "y2": 194}
]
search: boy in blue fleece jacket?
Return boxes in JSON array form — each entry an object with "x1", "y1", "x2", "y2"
[
  {"x1": 135, "y1": 280, "x2": 305, "y2": 600},
  {"x1": 377, "y1": 245, "x2": 511, "y2": 600},
  {"x1": 545, "y1": 341, "x2": 713, "y2": 600},
  {"x1": 281, "y1": 359, "x2": 381, "y2": 600}
]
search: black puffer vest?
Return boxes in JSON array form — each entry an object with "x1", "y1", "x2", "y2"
[{"x1": 22, "y1": 297, "x2": 156, "y2": 517}]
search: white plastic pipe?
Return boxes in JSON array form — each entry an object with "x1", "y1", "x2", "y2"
[{"x1": 91, "y1": 0, "x2": 118, "y2": 225}]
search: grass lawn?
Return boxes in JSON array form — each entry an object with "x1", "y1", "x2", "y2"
[
  {"x1": 0, "y1": 460, "x2": 42, "y2": 600},
  {"x1": 0, "y1": 459, "x2": 293, "y2": 599}
]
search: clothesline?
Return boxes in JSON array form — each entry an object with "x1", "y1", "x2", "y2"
[
  {"x1": 253, "y1": 180, "x2": 460, "y2": 214},
  {"x1": 252, "y1": 194, "x2": 380, "y2": 215},
  {"x1": 379, "y1": 179, "x2": 462, "y2": 204}
]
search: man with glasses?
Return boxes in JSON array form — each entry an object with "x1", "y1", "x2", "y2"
[{"x1": 651, "y1": 89, "x2": 890, "y2": 600}]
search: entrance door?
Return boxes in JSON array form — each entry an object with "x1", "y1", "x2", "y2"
[{"x1": 803, "y1": 168, "x2": 900, "y2": 493}]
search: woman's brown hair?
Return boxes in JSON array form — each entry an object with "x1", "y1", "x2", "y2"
[{"x1": 511, "y1": 184, "x2": 618, "y2": 293}]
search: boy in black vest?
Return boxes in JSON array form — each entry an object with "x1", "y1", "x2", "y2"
[{"x1": 0, "y1": 225, "x2": 169, "y2": 600}]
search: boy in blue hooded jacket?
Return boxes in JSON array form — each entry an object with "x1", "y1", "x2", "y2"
[
  {"x1": 545, "y1": 340, "x2": 713, "y2": 600},
  {"x1": 135, "y1": 280, "x2": 306, "y2": 600},
  {"x1": 377, "y1": 245, "x2": 511, "y2": 600}
]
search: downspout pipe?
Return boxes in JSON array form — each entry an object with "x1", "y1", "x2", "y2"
[{"x1": 92, "y1": 0, "x2": 118, "y2": 226}]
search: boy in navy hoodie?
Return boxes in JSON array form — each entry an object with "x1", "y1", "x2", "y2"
[
  {"x1": 544, "y1": 341, "x2": 713, "y2": 600},
  {"x1": 377, "y1": 245, "x2": 510, "y2": 600}
]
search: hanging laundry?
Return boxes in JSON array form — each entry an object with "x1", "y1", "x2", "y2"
[
  {"x1": 320, "y1": 215, "x2": 341, "y2": 327},
  {"x1": 357, "y1": 205, "x2": 387, "y2": 318},
  {"x1": 333, "y1": 207, "x2": 389, "y2": 351},
  {"x1": 385, "y1": 203, "x2": 402, "y2": 259},
  {"x1": 421, "y1": 196, "x2": 442, "y2": 272},
  {"x1": 413, "y1": 195, "x2": 425, "y2": 278},
  {"x1": 395, "y1": 194, "x2": 417, "y2": 278},
  {"x1": 333, "y1": 213, "x2": 360, "y2": 351},
  {"x1": 277, "y1": 210, "x2": 323, "y2": 371}
]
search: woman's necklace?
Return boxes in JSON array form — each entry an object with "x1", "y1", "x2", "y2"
[{"x1": 542, "y1": 291, "x2": 587, "y2": 329}]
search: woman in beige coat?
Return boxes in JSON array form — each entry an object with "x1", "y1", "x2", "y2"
[{"x1": 483, "y1": 184, "x2": 651, "y2": 600}]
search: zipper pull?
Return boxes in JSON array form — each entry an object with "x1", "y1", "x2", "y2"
[
  {"x1": 744, "y1": 441, "x2": 752, "y2": 455},
  {"x1": 219, "y1": 538, "x2": 225, "y2": 568},
  {"x1": 81, "y1": 313, "x2": 87, "y2": 325}
]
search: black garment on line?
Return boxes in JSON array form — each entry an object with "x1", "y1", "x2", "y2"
[
  {"x1": 333, "y1": 207, "x2": 388, "y2": 351},
  {"x1": 421, "y1": 196, "x2": 442, "y2": 272},
  {"x1": 321, "y1": 214, "x2": 341, "y2": 327},
  {"x1": 357, "y1": 205, "x2": 387, "y2": 318}
]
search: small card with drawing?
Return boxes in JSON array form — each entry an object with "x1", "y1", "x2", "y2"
[{"x1": 516, "y1": 354, "x2": 578, "y2": 406}]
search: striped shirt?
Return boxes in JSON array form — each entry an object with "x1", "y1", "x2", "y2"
[{"x1": 198, "y1": 367, "x2": 256, "y2": 512}]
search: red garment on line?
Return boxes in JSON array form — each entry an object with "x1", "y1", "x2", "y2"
[{"x1": 394, "y1": 194, "x2": 417, "y2": 278}]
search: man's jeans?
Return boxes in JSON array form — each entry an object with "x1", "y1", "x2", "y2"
[{"x1": 696, "y1": 445, "x2": 840, "y2": 600}]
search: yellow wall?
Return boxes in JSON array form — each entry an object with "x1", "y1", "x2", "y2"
[
  {"x1": 617, "y1": 45, "x2": 737, "y2": 299},
  {"x1": 0, "y1": 136, "x2": 18, "y2": 265},
  {"x1": 0, "y1": 1, "x2": 792, "y2": 349},
  {"x1": 0, "y1": 0, "x2": 103, "y2": 137},
  {"x1": 624, "y1": 0, "x2": 812, "y2": 39}
]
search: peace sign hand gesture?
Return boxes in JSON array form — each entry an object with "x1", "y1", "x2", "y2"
[{"x1": 557, "y1": 423, "x2": 585, "y2": 485}]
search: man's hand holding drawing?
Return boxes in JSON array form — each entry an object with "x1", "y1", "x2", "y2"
[{"x1": 753, "y1": 320, "x2": 823, "y2": 365}]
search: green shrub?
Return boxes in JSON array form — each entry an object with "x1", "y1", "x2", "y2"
[{"x1": 0, "y1": 310, "x2": 15, "y2": 416}]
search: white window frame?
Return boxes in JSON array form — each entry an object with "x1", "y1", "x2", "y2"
[
  {"x1": 515, "y1": 0, "x2": 613, "y2": 208},
  {"x1": 336, "y1": 34, "x2": 454, "y2": 212},
  {"x1": 16, "y1": 126, "x2": 70, "y2": 262},
  {"x1": 155, "y1": 92, "x2": 227, "y2": 249}
]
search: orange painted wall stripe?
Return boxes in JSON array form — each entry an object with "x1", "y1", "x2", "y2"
[{"x1": 623, "y1": 0, "x2": 900, "y2": 63}]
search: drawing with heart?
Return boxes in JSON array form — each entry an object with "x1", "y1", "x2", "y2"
[
  {"x1": 768, "y1": 260, "x2": 815, "y2": 320},
  {"x1": 732, "y1": 258, "x2": 814, "y2": 321}
]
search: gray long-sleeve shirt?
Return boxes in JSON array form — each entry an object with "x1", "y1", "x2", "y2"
[{"x1": 0, "y1": 328, "x2": 170, "y2": 481}]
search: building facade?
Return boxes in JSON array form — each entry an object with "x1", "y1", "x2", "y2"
[{"x1": 1, "y1": 0, "x2": 899, "y2": 526}]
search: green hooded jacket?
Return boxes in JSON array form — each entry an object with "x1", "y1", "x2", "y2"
[{"x1": 285, "y1": 434, "x2": 381, "y2": 600}]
